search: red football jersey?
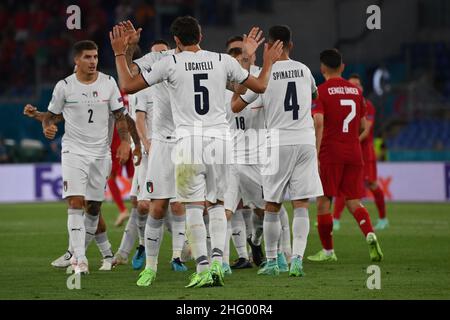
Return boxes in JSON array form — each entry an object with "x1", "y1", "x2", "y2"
[
  {"x1": 361, "y1": 99, "x2": 376, "y2": 162},
  {"x1": 312, "y1": 77, "x2": 366, "y2": 164}
]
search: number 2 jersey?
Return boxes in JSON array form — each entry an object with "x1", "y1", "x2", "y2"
[
  {"x1": 141, "y1": 50, "x2": 249, "y2": 140},
  {"x1": 241, "y1": 59, "x2": 317, "y2": 147},
  {"x1": 311, "y1": 77, "x2": 366, "y2": 165},
  {"x1": 47, "y1": 72, "x2": 124, "y2": 158}
]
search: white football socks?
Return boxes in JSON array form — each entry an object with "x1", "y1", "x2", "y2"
[
  {"x1": 144, "y1": 215, "x2": 163, "y2": 271},
  {"x1": 263, "y1": 211, "x2": 281, "y2": 260},
  {"x1": 292, "y1": 208, "x2": 310, "y2": 259},
  {"x1": 208, "y1": 205, "x2": 227, "y2": 264},
  {"x1": 171, "y1": 214, "x2": 186, "y2": 260},
  {"x1": 231, "y1": 209, "x2": 249, "y2": 260},
  {"x1": 68, "y1": 209, "x2": 86, "y2": 261},
  {"x1": 186, "y1": 205, "x2": 209, "y2": 273}
]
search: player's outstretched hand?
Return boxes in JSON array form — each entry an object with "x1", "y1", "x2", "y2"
[
  {"x1": 119, "y1": 20, "x2": 142, "y2": 46},
  {"x1": 23, "y1": 104, "x2": 37, "y2": 118},
  {"x1": 117, "y1": 141, "x2": 131, "y2": 164},
  {"x1": 263, "y1": 40, "x2": 283, "y2": 65},
  {"x1": 243, "y1": 27, "x2": 265, "y2": 57},
  {"x1": 43, "y1": 124, "x2": 58, "y2": 140},
  {"x1": 133, "y1": 145, "x2": 142, "y2": 166},
  {"x1": 110, "y1": 25, "x2": 129, "y2": 55}
]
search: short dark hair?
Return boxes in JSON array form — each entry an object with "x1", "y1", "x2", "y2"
[
  {"x1": 268, "y1": 25, "x2": 291, "y2": 47},
  {"x1": 227, "y1": 47, "x2": 242, "y2": 58},
  {"x1": 170, "y1": 16, "x2": 201, "y2": 46},
  {"x1": 151, "y1": 39, "x2": 170, "y2": 50},
  {"x1": 320, "y1": 49, "x2": 342, "y2": 69},
  {"x1": 73, "y1": 40, "x2": 98, "y2": 57},
  {"x1": 348, "y1": 73, "x2": 361, "y2": 80},
  {"x1": 226, "y1": 35, "x2": 243, "y2": 49}
]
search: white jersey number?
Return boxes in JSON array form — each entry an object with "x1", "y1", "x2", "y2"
[{"x1": 340, "y1": 99, "x2": 356, "y2": 133}]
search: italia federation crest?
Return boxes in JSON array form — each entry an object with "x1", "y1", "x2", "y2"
[{"x1": 147, "y1": 181, "x2": 153, "y2": 193}]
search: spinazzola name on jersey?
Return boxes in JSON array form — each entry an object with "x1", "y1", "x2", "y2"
[
  {"x1": 327, "y1": 86, "x2": 359, "y2": 95},
  {"x1": 272, "y1": 69, "x2": 304, "y2": 80},
  {"x1": 184, "y1": 61, "x2": 214, "y2": 71}
]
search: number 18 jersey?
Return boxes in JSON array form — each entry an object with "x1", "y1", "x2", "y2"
[
  {"x1": 142, "y1": 50, "x2": 249, "y2": 139},
  {"x1": 311, "y1": 77, "x2": 366, "y2": 165}
]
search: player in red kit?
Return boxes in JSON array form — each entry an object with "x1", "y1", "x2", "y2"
[
  {"x1": 308, "y1": 49, "x2": 383, "y2": 262},
  {"x1": 333, "y1": 74, "x2": 388, "y2": 231}
]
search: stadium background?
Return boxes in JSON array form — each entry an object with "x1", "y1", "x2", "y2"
[{"x1": 0, "y1": 0, "x2": 449, "y2": 300}]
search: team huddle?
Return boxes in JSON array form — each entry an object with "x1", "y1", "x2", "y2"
[{"x1": 23, "y1": 16, "x2": 386, "y2": 288}]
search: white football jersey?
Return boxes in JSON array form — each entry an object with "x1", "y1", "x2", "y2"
[
  {"x1": 134, "y1": 87, "x2": 153, "y2": 141},
  {"x1": 48, "y1": 72, "x2": 124, "y2": 158},
  {"x1": 142, "y1": 50, "x2": 249, "y2": 139},
  {"x1": 241, "y1": 59, "x2": 317, "y2": 146},
  {"x1": 134, "y1": 50, "x2": 176, "y2": 142}
]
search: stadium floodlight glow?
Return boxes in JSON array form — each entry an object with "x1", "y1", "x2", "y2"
[{"x1": 373, "y1": 67, "x2": 390, "y2": 96}]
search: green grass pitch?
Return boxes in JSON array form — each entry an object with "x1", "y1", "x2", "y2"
[{"x1": 0, "y1": 201, "x2": 449, "y2": 300}]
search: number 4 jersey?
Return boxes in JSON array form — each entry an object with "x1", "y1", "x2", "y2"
[
  {"x1": 241, "y1": 59, "x2": 317, "y2": 147},
  {"x1": 311, "y1": 77, "x2": 366, "y2": 165},
  {"x1": 141, "y1": 50, "x2": 249, "y2": 139}
]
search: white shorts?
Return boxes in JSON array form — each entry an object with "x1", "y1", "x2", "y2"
[
  {"x1": 136, "y1": 153, "x2": 149, "y2": 201},
  {"x1": 175, "y1": 136, "x2": 230, "y2": 203},
  {"x1": 262, "y1": 144, "x2": 323, "y2": 203},
  {"x1": 143, "y1": 139, "x2": 176, "y2": 200},
  {"x1": 237, "y1": 164, "x2": 265, "y2": 210},
  {"x1": 224, "y1": 165, "x2": 241, "y2": 212},
  {"x1": 61, "y1": 152, "x2": 111, "y2": 202},
  {"x1": 130, "y1": 165, "x2": 139, "y2": 198}
]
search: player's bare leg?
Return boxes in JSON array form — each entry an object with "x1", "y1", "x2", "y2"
[
  {"x1": 367, "y1": 181, "x2": 389, "y2": 230},
  {"x1": 307, "y1": 196, "x2": 337, "y2": 262},
  {"x1": 346, "y1": 199, "x2": 383, "y2": 261}
]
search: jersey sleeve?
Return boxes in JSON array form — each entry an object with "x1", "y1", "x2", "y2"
[
  {"x1": 240, "y1": 89, "x2": 259, "y2": 105},
  {"x1": 365, "y1": 99, "x2": 375, "y2": 121},
  {"x1": 47, "y1": 80, "x2": 66, "y2": 114},
  {"x1": 133, "y1": 52, "x2": 159, "y2": 73},
  {"x1": 108, "y1": 77, "x2": 125, "y2": 112},
  {"x1": 223, "y1": 54, "x2": 250, "y2": 84},
  {"x1": 141, "y1": 57, "x2": 171, "y2": 87},
  {"x1": 135, "y1": 90, "x2": 153, "y2": 113}
]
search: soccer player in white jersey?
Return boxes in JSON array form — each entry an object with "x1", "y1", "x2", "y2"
[
  {"x1": 232, "y1": 25, "x2": 323, "y2": 277},
  {"x1": 110, "y1": 16, "x2": 283, "y2": 287},
  {"x1": 226, "y1": 46, "x2": 293, "y2": 271},
  {"x1": 40, "y1": 40, "x2": 132, "y2": 274}
]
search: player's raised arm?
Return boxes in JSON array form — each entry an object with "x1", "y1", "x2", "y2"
[
  {"x1": 241, "y1": 40, "x2": 283, "y2": 93},
  {"x1": 120, "y1": 20, "x2": 142, "y2": 76},
  {"x1": 110, "y1": 25, "x2": 148, "y2": 94}
]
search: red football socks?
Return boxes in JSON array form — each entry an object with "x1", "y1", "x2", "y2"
[
  {"x1": 333, "y1": 196, "x2": 346, "y2": 220},
  {"x1": 317, "y1": 213, "x2": 334, "y2": 250},
  {"x1": 352, "y1": 207, "x2": 374, "y2": 236},
  {"x1": 108, "y1": 177, "x2": 126, "y2": 213},
  {"x1": 371, "y1": 187, "x2": 386, "y2": 219}
]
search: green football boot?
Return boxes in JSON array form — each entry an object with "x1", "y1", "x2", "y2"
[
  {"x1": 307, "y1": 250, "x2": 338, "y2": 262},
  {"x1": 289, "y1": 257, "x2": 305, "y2": 277},
  {"x1": 257, "y1": 259, "x2": 280, "y2": 276},
  {"x1": 366, "y1": 232, "x2": 384, "y2": 262},
  {"x1": 136, "y1": 268, "x2": 157, "y2": 287}
]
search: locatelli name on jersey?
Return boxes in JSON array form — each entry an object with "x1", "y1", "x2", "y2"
[{"x1": 184, "y1": 61, "x2": 214, "y2": 72}]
